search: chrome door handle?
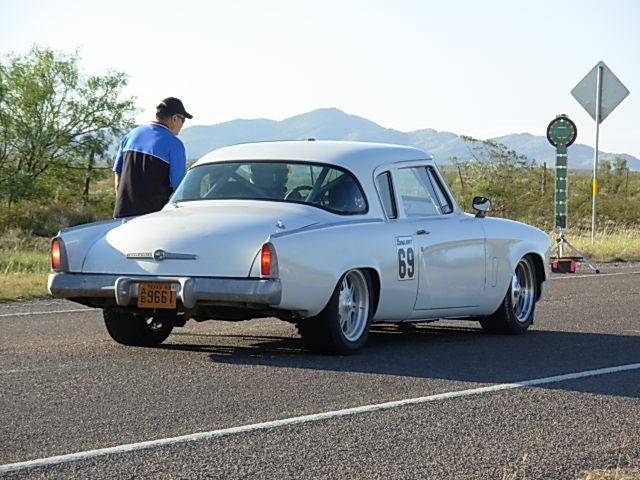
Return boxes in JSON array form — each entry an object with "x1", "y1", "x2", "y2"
[{"x1": 416, "y1": 229, "x2": 430, "y2": 235}]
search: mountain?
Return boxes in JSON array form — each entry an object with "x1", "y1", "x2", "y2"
[{"x1": 180, "y1": 108, "x2": 640, "y2": 170}]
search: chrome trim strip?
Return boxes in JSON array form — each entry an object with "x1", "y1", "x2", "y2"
[{"x1": 126, "y1": 249, "x2": 198, "y2": 261}]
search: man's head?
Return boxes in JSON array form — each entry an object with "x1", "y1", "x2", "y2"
[
  {"x1": 156, "y1": 97, "x2": 192, "y2": 134},
  {"x1": 250, "y1": 163, "x2": 289, "y2": 199}
]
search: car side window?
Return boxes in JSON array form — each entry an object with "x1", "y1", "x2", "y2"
[
  {"x1": 375, "y1": 172, "x2": 397, "y2": 219},
  {"x1": 426, "y1": 167, "x2": 453, "y2": 214},
  {"x1": 396, "y1": 166, "x2": 452, "y2": 217}
]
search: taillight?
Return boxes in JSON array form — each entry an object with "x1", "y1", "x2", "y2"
[
  {"x1": 51, "y1": 238, "x2": 62, "y2": 270},
  {"x1": 261, "y1": 244, "x2": 272, "y2": 276}
]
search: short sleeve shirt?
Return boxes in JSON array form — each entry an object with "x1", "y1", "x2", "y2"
[{"x1": 113, "y1": 123, "x2": 187, "y2": 217}]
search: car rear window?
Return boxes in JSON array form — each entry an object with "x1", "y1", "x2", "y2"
[{"x1": 170, "y1": 161, "x2": 368, "y2": 214}]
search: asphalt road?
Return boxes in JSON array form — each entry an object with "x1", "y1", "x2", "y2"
[{"x1": 1, "y1": 263, "x2": 639, "y2": 479}]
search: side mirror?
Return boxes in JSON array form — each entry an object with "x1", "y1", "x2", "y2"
[{"x1": 472, "y1": 196, "x2": 491, "y2": 218}]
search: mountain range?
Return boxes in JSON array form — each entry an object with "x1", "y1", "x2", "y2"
[{"x1": 180, "y1": 108, "x2": 640, "y2": 171}]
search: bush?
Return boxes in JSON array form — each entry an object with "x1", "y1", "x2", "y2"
[{"x1": 0, "y1": 198, "x2": 114, "y2": 237}]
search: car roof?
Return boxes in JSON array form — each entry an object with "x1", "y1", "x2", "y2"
[{"x1": 193, "y1": 140, "x2": 433, "y2": 173}]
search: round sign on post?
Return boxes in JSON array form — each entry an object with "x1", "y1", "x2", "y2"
[
  {"x1": 547, "y1": 114, "x2": 577, "y2": 234},
  {"x1": 547, "y1": 115, "x2": 577, "y2": 147}
]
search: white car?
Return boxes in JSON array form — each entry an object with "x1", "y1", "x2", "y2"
[{"x1": 48, "y1": 140, "x2": 551, "y2": 354}]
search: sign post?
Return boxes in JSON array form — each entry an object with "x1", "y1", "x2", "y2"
[
  {"x1": 546, "y1": 114, "x2": 576, "y2": 233},
  {"x1": 571, "y1": 61, "x2": 630, "y2": 244},
  {"x1": 546, "y1": 114, "x2": 599, "y2": 273}
]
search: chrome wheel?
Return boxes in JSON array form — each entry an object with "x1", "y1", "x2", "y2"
[
  {"x1": 480, "y1": 255, "x2": 538, "y2": 334},
  {"x1": 297, "y1": 269, "x2": 374, "y2": 354},
  {"x1": 511, "y1": 257, "x2": 536, "y2": 324},
  {"x1": 338, "y1": 269, "x2": 370, "y2": 342}
]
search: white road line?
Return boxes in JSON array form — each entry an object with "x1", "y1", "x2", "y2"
[
  {"x1": 0, "y1": 309, "x2": 91, "y2": 318},
  {"x1": 2, "y1": 362, "x2": 639, "y2": 474},
  {"x1": 551, "y1": 270, "x2": 640, "y2": 280}
]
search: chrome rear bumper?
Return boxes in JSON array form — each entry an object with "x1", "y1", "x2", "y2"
[{"x1": 47, "y1": 272, "x2": 281, "y2": 308}]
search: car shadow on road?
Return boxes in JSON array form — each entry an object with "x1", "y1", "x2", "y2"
[{"x1": 160, "y1": 322, "x2": 640, "y2": 399}]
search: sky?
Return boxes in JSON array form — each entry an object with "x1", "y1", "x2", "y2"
[{"x1": 1, "y1": 0, "x2": 639, "y2": 158}]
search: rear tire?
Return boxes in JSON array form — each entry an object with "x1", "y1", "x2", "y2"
[
  {"x1": 298, "y1": 269, "x2": 373, "y2": 355},
  {"x1": 480, "y1": 255, "x2": 537, "y2": 334},
  {"x1": 103, "y1": 309, "x2": 174, "y2": 346}
]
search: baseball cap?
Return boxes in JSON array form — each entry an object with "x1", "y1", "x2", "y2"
[{"x1": 156, "y1": 97, "x2": 193, "y2": 119}]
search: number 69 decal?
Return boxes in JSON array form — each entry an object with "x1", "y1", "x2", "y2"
[{"x1": 396, "y1": 236, "x2": 415, "y2": 280}]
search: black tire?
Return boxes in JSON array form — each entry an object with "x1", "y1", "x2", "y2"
[
  {"x1": 103, "y1": 309, "x2": 174, "y2": 346},
  {"x1": 480, "y1": 255, "x2": 537, "y2": 334},
  {"x1": 298, "y1": 269, "x2": 373, "y2": 355}
]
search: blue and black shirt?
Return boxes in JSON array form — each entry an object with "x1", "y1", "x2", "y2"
[{"x1": 112, "y1": 122, "x2": 187, "y2": 218}]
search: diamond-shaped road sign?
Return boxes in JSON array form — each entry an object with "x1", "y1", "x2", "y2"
[{"x1": 571, "y1": 61, "x2": 630, "y2": 124}]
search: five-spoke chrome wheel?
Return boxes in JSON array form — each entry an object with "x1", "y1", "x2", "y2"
[
  {"x1": 511, "y1": 257, "x2": 536, "y2": 325},
  {"x1": 338, "y1": 270, "x2": 370, "y2": 342},
  {"x1": 480, "y1": 255, "x2": 538, "y2": 334},
  {"x1": 298, "y1": 268, "x2": 373, "y2": 354}
]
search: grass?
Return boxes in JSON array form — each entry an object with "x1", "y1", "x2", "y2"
[
  {"x1": 557, "y1": 228, "x2": 640, "y2": 263},
  {"x1": 501, "y1": 452, "x2": 639, "y2": 480},
  {"x1": 573, "y1": 467, "x2": 640, "y2": 480},
  {"x1": 0, "y1": 229, "x2": 51, "y2": 301}
]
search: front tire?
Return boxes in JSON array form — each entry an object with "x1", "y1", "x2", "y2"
[
  {"x1": 298, "y1": 269, "x2": 373, "y2": 354},
  {"x1": 103, "y1": 309, "x2": 174, "y2": 346},
  {"x1": 480, "y1": 255, "x2": 537, "y2": 334}
]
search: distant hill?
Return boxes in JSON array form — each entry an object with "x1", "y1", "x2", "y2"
[{"x1": 180, "y1": 108, "x2": 640, "y2": 170}]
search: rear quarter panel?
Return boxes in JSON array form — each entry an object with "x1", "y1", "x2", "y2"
[
  {"x1": 269, "y1": 220, "x2": 419, "y2": 319},
  {"x1": 57, "y1": 219, "x2": 124, "y2": 272}
]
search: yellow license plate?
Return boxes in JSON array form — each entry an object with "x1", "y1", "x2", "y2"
[{"x1": 137, "y1": 282, "x2": 177, "y2": 309}]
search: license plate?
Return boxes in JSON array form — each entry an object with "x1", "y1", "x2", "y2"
[{"x1": 137, "y1": 282, "x2": 177, "y2": 309}]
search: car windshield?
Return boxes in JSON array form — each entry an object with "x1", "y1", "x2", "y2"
[{"x1": 170, "y1": 161, "x2": 367, "y2": 214}]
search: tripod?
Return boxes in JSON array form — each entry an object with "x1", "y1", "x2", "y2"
[{"x1": 550, "y1": 229, "x2": 600, "y2": 273}]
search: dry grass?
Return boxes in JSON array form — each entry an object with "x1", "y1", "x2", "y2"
[
  {"x1": 0, "y1": 228, "x2": 51, "y2": 301},
  {"x1": 501, "y1": 452, "x2": 639, "y2": 480},
  {"x1": 573, "y1": 467, "x2": 640, "y2": 480},
  {"x1": 558, "y1": 228, "x2": 640, "y2": 263}
]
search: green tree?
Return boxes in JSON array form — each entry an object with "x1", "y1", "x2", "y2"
[
  {"x1": 0, "y1": 46, "x2": 135, "y2": 207},
  {"x1": 448, "y1": 136, "x2": 553, "y2": 228}
]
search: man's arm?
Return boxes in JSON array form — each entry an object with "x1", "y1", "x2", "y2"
[{"x1": 114, "y1": 172, "x2": 121, "y2": 194}]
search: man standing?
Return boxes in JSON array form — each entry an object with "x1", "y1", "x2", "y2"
[{"x1": 113, "y1": 97, "x2": 192, "y2": 218}]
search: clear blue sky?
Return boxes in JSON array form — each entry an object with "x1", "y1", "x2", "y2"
[{"x1": 2, "y1": 0, "x2": 639, "y2": 158}]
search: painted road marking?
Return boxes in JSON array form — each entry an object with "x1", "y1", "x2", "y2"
[
  {"x1": 2, "y1": 362, "x2": 639, "y2": 474},
  {"x1": 0, "y1": 309, "x2": 91, "y2": 318},
  {"x1": 551, "y1": 270, "x2": 640, "y2": 280}
]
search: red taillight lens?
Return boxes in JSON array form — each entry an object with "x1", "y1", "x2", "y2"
[
  {"x1": 51, "y1": 238, "x2": 62, "y2": 270},
  {"x1": 261, "y1": 244, "x2": 271, "y2": 276}
]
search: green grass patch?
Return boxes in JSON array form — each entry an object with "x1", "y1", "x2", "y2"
[{"x1": 0, "y1": 228, "x2": 51, "y2": 301}]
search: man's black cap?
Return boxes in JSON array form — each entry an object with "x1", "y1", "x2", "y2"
[{"x1": 156, "y1": 97, "x2": 193, "y2": 119}]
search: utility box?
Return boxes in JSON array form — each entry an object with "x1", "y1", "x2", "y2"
[{"x1": 552, "y1": 259, "x2": 577, "y2": 274}]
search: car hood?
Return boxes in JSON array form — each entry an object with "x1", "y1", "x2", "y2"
[{"x1": 80, "y1": 201, "x2": 322, "y2": 276}]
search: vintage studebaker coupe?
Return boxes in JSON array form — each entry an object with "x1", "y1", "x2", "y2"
[{"x1": 48, "y1": 140, "x2": 551, "y2": 354}]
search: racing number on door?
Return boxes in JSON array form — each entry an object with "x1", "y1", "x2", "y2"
[{"x1": 396, "y1": 236, "x2": 415, "y2": 280}]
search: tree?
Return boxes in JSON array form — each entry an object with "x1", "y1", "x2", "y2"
[
  {"x1": 0, "y1": 46, "x2": 136, "y2": 207},
  {"x1": 448, "y1": 136, "x2": 553, "y2": 228}
]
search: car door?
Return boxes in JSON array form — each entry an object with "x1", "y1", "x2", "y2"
[{"x1": 394, "y1": 165, "x2": 486, "y2": 310}]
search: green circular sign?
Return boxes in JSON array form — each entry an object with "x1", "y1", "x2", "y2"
[{"x1": 547, "y1": 115, "x2": 577, "y2": 147}]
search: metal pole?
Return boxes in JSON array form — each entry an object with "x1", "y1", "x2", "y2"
[{"x1": 591, "y1": 65, "x2": 603, "y2": 245}]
